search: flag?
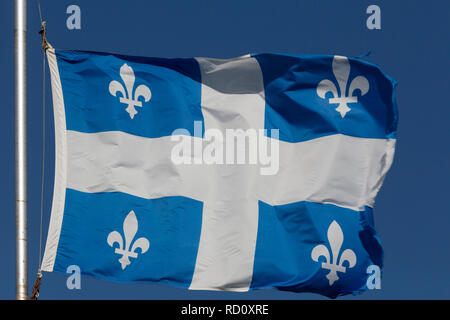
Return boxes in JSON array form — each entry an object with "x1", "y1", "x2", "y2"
[{"x1": 42, "y1": 48, "x2": 397, "y2": 298}]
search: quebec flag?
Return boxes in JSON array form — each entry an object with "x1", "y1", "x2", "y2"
[{"x1": 42, "y1": 48, "x2": 397, "y2": 298}]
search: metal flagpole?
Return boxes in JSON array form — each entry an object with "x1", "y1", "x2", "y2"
[{"x1": 14, "y1": 0, "x2": 28, "y2": 300}]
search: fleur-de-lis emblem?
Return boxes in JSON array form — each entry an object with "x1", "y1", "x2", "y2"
[
  {"x1": 107, "y1": 210, "x2": 150, "y2": 270},
  {"x1": 109, "y1": 64, "x2": 151, "y2": 119},
  {"x1": 317, "y1": 56, "x2": 369, "y2": 118},
  {"x1": 311, "y1": 220, "x2": 357, "y2": 286}
]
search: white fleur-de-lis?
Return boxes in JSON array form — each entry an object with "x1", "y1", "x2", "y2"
[
  {"x1": 311, "y1": 220, "x2": 357, "y2": 286},
  {"x1": 107, "y1": 210, "x2": 150, "y2": 270},
  {"x1": 109, "y1": 64, "x2": 151, "y2": 119},
  {"x1": 317, "y1": 56, "x2": 369, "y2": 118}
]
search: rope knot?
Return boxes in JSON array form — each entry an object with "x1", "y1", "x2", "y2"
[
  {"x1": 29, "y1": 270, "x2": 43, "y2": 300},
  {"x1": 38, "y1": 21, "x2": 52, "y2": 51}
]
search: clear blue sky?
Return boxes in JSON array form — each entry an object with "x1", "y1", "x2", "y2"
[{"x1": 1, "y1": 0, "x2": 449, "y2": 299}]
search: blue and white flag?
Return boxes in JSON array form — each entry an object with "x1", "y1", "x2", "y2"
[{"x1": 42, "y1": 48, "x2": 397, "y2": 298}]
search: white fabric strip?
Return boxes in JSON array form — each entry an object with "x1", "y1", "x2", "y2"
[
  {"x1": 257, "y1": 135, "x2": 396, "y2": 210},
  {"x1": 41, "y1": 49, "x2": 68, "y2": 272},
  {"x1": 66, "y1": 132, "x2": 212, "y2": 202},
  {"x1": 189, "y1": 57, "x2": 265, "y2": 290},
  {"x1": 66, "y1": 132, "x2": 395, "y2": 214}
]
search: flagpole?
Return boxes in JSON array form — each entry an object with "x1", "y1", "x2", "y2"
[{"x1": 15, "y1": 0, "x2": 28, "y2": 300}]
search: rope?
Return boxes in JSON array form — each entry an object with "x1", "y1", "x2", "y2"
[
  {"x1": 38, "y1": 30, "x2": 46, "y2": 272},
  {"x1": 29, "y1": 271, "x2": 42, "y2": 300},
  {"x1": 30, "y1": 0, "x2": 50, "y2": 300},
  {"x1": 38, "y1": 22, "x2": 51, "y2": 51}
]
